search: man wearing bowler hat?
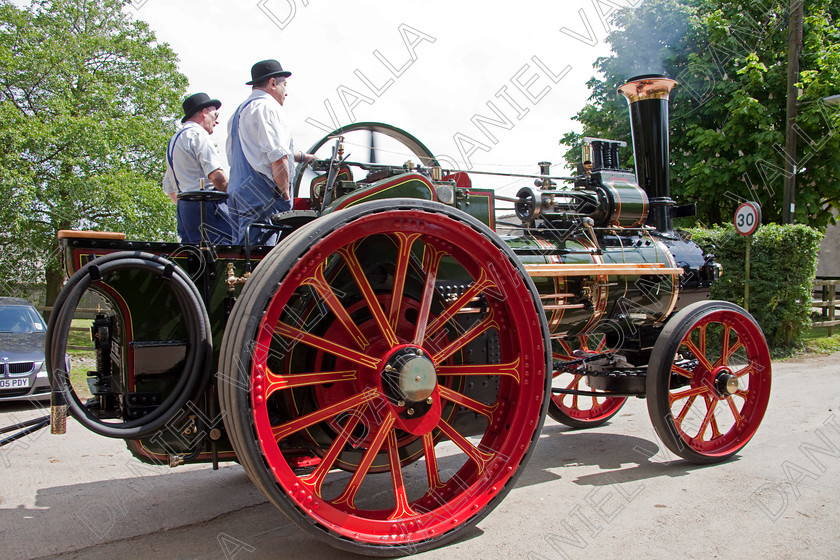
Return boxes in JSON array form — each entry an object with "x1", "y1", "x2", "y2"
[
  {"x1": 227, "y1": 59, "x2": 315, "y2": 245},
  {"x1": 163, "y1": 92, "x2": 233, "y2": 244}
]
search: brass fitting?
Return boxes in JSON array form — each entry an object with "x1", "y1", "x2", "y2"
[
  {"x1": 226, "y1": 262, "x2": 250, "y2": 292},
  {"x1": 50, "y1": 404, "x2": 68, "y2": 435}
]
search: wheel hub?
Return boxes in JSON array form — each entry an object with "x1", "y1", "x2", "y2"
[
  {"x1": 713, "y1": 367, "x2": 739, "y2": 396},
  {"x1": 383, "y1": 346, "x2": 437, "y2": 404}
]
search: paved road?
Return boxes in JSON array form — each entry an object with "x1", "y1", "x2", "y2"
[{"x1": 1, "y1": 352, "x2": 838, "y2": 560}]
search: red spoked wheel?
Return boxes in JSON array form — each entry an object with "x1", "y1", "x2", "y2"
[
  {"x1": 219, "y1": 199, "x2": 550, "y2": 555},
  {"x1": 547, "y1": 335, "x2": 627, "y2": 428},
  {"x1": 647, "y1": 300, "x2": 772, "y2": 464}
]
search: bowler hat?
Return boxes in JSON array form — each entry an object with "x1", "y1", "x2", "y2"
[
  {"x1": 182, "y1": 93, "x2": 221, "y2": 123},
  {"x1": 246, "y1": 59, "x2": 292, "y2": 85}
]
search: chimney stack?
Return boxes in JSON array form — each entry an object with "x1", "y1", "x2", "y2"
[{"x1": 618, "y1": 74, "x2": 678, "y2": 234}]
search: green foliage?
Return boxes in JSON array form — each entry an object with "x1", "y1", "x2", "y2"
[
  {"x1": 687, "y1": 223, "x2": 823, "y2": 349},
  {"x1": 0, "y1": 0, "x2": 186, "y2": 301},
  {"x1": 562, "y1": 0, "x2": 840, "y2": 229},
  {"x1": 802, "y1": 329, "x2": 840, "y2": 355}
]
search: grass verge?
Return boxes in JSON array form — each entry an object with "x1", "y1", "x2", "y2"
[
  {"x1": 802, "y1": 326, "x2": 840, "y2": 354},
  {"x1": 772, "y1": 326, "x2": 840, "y2": 360},
  {"x1": 68, "y1": 319, "x2": 95, "y2": 401}
]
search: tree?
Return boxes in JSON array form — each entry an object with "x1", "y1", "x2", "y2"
[
  {"x1": 562, "y1": 0, "x2": 840, "y2": 229},
  {"x1": 0, "y1": 0, "x2": 187, "y2": 305}
]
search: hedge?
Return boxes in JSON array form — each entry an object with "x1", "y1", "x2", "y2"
[{"x1": 686, "y1": 223, "x2": 823, "y2": 350}]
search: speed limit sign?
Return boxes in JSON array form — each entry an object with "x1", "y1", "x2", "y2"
[{"x1": 734, "y1": 201, "x2": 761, "y2": 236}]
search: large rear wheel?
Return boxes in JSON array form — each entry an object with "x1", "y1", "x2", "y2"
[{"x1": 218, "y1": 199, "x2": 550, "y2": 555}]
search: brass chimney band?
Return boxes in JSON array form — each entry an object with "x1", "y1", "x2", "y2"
[{"x1": 618, "y1": 76, "x2": 678, "y2": 104}]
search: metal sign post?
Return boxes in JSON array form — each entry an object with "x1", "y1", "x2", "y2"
[{"x1": 735, "y1": 202, "x2": 762, "y2": 311}]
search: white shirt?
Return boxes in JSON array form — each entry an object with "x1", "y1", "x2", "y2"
[
  {"x1": 226, "y1": 90, "x2": 293, "y2": 178},
  {"x1": 162, "y1": 121, "x2": 223, "y2": 194}
]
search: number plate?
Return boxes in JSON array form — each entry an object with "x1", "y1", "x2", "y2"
[{"x1": 0, "y1": 377, "x2": 30, "y2": 390}]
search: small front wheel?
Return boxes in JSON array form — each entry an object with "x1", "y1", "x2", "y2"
[{"x1": 647, "y1": 300, "x2": 771, "y2": 464}]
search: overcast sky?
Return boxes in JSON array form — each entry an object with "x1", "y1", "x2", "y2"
[{"x1": 135, "y1": 0, "x2": 631, "y2": 196}]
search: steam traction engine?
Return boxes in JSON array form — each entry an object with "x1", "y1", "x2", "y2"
[{"x1": 44, "y1": 76, "x2": 771, "y2": 555}]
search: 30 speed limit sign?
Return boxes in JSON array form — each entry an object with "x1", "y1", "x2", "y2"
[{"x1": 734, "y1": 201, "x2": 761, "y2": 236}]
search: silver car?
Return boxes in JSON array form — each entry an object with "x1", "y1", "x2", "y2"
[{"x1": 0, "y1": 297, "x2": 51, "y2": 403}]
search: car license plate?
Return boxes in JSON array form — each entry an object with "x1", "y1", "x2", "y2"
[{"x1": 0, "y1": 378, "x2": 30, "y2": 390}]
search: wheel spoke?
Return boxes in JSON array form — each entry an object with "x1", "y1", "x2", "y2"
[
  {"x1": 436, "y1": 358, "x2": 521, "y2": 383},
  {"x1": 723, "y1": 340, "x2": 745, "y2": 365},
  {"x1": 275, "y1": 321, "x2": 381, "y2": 370},
  {"x1": 388, "y1": 232, "x2": 422, "y2": 331},
  {"x1": 708, "y1": 400, "x2": 723, "y2": 439},
  {"x1": 585, "y1": 333, "x2": 608, "y2": 352},
  {"x1": 553, "y1": 354, "x2": 576, "y2": 363},
  {"x1": 425, "y1": 268, "x2": 497, "y2": 339},
  {"x1": 725, "y1": 394, "x2": 744, "y2": 423},
  {"x1": 668, "y1": 385, "x2": 711, "y2": 406},
  {"x1": 437, "y1": 418, "x2": 494, "y2": 475},
  {"x1": 559, "y1": 339, "x2": 575, "y2": 353},
  {"x1": 720, "y1": 324, "x2": 732, "y2": 366},
  {"x1": 338, "y1": 244, "x2": 399, "y2": 348},
  {"x1": 733, "y1": 362, "x2": 756, "y2": 379},
  {"x1": 301, "y1": 405, "x2": 368, "y2": 495},
  {"x1": 672, "y1": 363, "x2": 696, "y2": 379},
  {"x1": 564, "y1": 374, "x2": 583, "y2": 391},
  {"x1": 713, "y1": 326, "x2": 744, "y2": 369},
  {"x1": 697, "y1": 397, "x2": 718, "y2": 439},
  {"x1": 271, "y1": 388, "x2": 379, "y2": 441},
  {"x1": 560, "y1": 376, "x2": 580, "y2": 408},
  {"x1": 264, "y1": 368, "x2": 357, "y2": 397},
  {"x1": 431, "y1": 309, "x2": 498, "y2": 365},
  {"x1": 422, "y1": 432, "x2": 445, "y2": 490},
  {"x1": 386, "y1": 428, "x2": 417, "y2": 520},
  {"x1": 302, "y1": 263, "x2": 368, "y2": 350},
  {"x1": 332, "y1": 411, "x2": 396, "y2": 509},
  {"x1": 675, "y1": 395, "x2": 697, "y2": 426},
  {"x1": 412, "y1": 245, "x2": 446, "y2": 345},
  {"x1": 439, "y1": 386, "x2": 499, "y2": 421},
  {"x1": 683, "y1": 337, "x2": 714, "y2": 372}
]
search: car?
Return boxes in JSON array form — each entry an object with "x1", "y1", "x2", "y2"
[{"x1": 0, "y1": 297, "x2": 51, "y2": 403}]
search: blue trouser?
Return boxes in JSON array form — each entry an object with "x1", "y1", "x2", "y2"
[
  {"x1": 227, "y1": 98, "x2": 292, "y2": 245},
  {"x1": 230, "y1": 194, "x2": 291, "y2": 246},
  {"x1": 176, "y1": 199, "x2": 234, "y2": 244}
]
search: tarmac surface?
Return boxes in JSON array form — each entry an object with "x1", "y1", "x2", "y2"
[{"x1": 1, "y1": 351, "x2": 838, "y2": 560}]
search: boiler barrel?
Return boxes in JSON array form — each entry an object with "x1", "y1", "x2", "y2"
[{"x1": 506, "y1": 234, "x2": 680, "y2": 339}]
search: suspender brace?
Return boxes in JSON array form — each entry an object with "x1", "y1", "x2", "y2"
[{"x1": 166, "y1": 128, "x2": 190, "y2": 193}]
